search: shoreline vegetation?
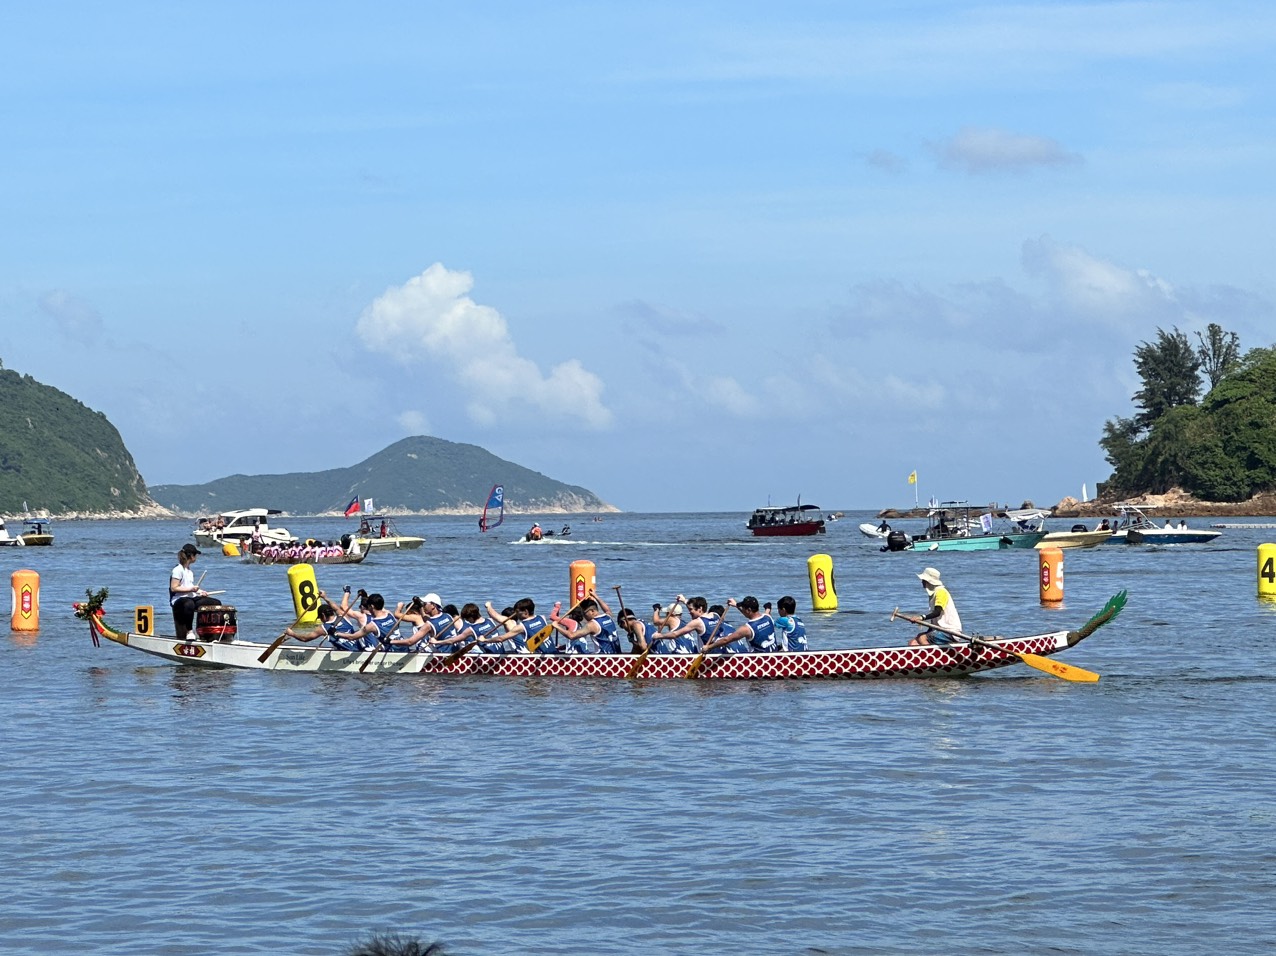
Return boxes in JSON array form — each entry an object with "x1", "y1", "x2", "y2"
[{"x1": 880, "y1": 488, "x2": 1276, "y2": 521}]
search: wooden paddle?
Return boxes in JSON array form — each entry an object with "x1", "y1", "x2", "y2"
[
  {"x1": 358, "y1": 606, "x2": 412, "y2": 673},
  {"x1": 256, "y1": 613, "x2": 309, "y2": 663},
  {"x1": 890, "y1": 609, "x2": 1100, "y2": 682},
  {"x1": 683, "y1": 607, "x2": 732, "y2": 679},
  {"x1": 525, "y1": 596, "x2": 588, "y2": 653}
]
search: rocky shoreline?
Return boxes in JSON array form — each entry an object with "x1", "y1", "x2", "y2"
[{"x1": 879, "y1": 488, "x2": 1276, "y2": 520}]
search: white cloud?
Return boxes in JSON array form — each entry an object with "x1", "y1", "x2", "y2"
[
  {"x1": 397, "y1": 410, "x2": 431, "y2": 434},
  {"x1": 933, "y1": 127, "x2": 1082, "y2": 174},
  {"x1": 356, "y1": 263, "x2": 612, "y2": 429},
  {"x1": 1021, "y1": 236, "x2": 1179, "y2": 326},
  {"x1": 39, "y1": 290, "x2": 104, "y2": 342}
]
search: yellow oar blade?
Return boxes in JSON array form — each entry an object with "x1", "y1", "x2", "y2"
[
  {"x1": 1017, "y1": 651, "x2": 1100, "y2": 683},
  {"x1": 626, "y1": 648, "x2": 652, "y2": 679},
  {"x1": 683, "y1": 651, "x2": 708, "y2": 679}
]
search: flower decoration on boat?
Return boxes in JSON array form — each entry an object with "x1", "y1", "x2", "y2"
[{"x1": 73, "y1": 587, "x2": 109, "y2": 621}]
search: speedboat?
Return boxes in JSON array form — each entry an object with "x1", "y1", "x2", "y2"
[
  {"x1": 194, "y1": 509, "x2": 295, "y2": 548},
  {"x1": 353, "y1": 514, "x2": 425, "y2": 551},
  {"x1": 18, "y1": 518, "x2": 54, "y2": 546},
  {"x1": 1107, "y1": 503, "x2": 1221, "y2": 545},
  {"x1": 0, "y1": 518, "x2": 28, "y2": 547},
  {"x1": 999, "y1": 509, "x2": 1113, "y2": 549}
]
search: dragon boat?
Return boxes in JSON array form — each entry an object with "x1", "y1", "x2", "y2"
[{"x1": 72, "y1": 590, "x2": 1126, "y2": 680}]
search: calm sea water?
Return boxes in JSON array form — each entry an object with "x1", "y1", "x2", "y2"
[{"x1": 3, "y1": 512, "x2": 1276, "y2": 955}]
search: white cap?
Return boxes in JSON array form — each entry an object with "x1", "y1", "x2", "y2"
[{"x1": 423, "y1": 592, "x2": 443, "y2": 606}]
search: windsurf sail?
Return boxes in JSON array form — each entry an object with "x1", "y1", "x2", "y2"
[{"x1": 480, "y1": 484, "x2": 504, "y2": 532}]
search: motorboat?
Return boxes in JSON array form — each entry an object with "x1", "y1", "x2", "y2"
[
  {"x1": 193, "y1": 508, "x2": 295, "y2": 548},
  {"x1": 19, "y1": 518, "x2": 54, "y2": 546},
  {"x1": 1107, "y1": 503, "x2": 1221, "y2": 545},
  {"x1": 999, "y1": 509, "x2": 1113, "y2": 549},
  {"x1": 354, "y1": 514, "x2": 425, "y2": 551},
  {"x1": 747, "y1": 503, "x2": 826, "y2": 537}
]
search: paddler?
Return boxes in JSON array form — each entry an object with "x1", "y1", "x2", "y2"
[
  {"x1": 702, "y1": 596, "x2": 778, "y2": 653},
  {"x1": 485, "y1": 598, "x2": 555, "y2": 653},
  {"x1": 908, "y1": 567, "x2": 961, "y2": 646}
]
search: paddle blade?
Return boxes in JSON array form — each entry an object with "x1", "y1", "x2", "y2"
[
  {"x1": 626, "y1": 648, "x2": 652, "y2": 679},
  {"x1": 525, "y1": 623, "x2": 553, "y2": 654},
  {"x1": 683, "y1": 651, "x2": 708, "y2": 679},
  {"x1": 1018, "y1": 651, "x2": 1100, "y2": 683}
]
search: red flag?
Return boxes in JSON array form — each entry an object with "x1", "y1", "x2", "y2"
[{"x1": 344, "y1": 496, "x2": 360, "y2": 517}]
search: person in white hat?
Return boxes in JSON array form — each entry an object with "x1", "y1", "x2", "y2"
[
  {"x1": 909, "y1": 567, "x2": 962, "y2": 646},
  {"x1": 392, "y1": 592, "x2": 457, "y2": 651}
]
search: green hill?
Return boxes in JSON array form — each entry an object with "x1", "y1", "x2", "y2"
[
  {"x1": 0, "y1": 367, "x2": 152, "y2": 515},
  {"x1": 149, "y1": 435, "x2": 614, "y2": 516}
]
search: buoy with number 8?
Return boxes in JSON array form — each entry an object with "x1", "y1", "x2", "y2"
[{"x1": 287, "y1": 563, "x2": 320, "y2": 624}]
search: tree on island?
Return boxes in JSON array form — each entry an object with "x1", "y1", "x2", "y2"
[{"x1": 1100, "y1": 326, "x2": 1276, "y2": 502}]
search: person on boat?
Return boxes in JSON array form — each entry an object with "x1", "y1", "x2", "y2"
[
  {"x1": 169, "y1": 544, "x2": 222, "y2": 641},
  {"x1": 549, "y1": 606, "x2": 594, "y2": 653},
  {"x1": 485, "y1": 598, "x2": 555, "y2": 653},
  {"x1": 346, "y1": 593, "x2": 401, "y2": 648},
  {"x1": 1098, "y1": 519, "x2": 1111, "y2": 531},
  {"x1": 655, "y1": 596, "x2": 717, "y2": 653},
  {"x1": 576, "y1": 593, "x2": 623, "y2": 654},
  {"x1": 430, "y1": 603, "x2": 506, "y2": 654},
  {"x1": 773, "y1": 595, "x2": 808, "y2": 651},
  {"x1": 704, "y1": 596, "x2": 779, "y2": 654},
  {"x1": 618, "y1": 607, "x2": 678, "y2": 654},
  {"x1": 282, "y1": 598, "x2": 363, "y2": 650},
  {"x1": 380, "y1": 520, "x2": 389, "y2": 538},
  {"x1": 909, "y1": 567, "x2": 962, "y2": 646},
  {"x1": 526, "y1": 523, "x2": 543, "y2": 542},
  {"x1": 394, "y1": 593, "x2": 456, "y2": 651},
  {"x1": 651, "y1": 599, "x2": 684, "y2": 633}
]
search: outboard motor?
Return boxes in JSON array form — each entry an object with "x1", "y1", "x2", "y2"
[{"x1": 883, "y1": 530, "x2": 912, "y2": 552}]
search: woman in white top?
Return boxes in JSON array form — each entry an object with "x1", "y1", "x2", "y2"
[{"x1": 170, "y1": 543, "x2": 221, "y2": 640}]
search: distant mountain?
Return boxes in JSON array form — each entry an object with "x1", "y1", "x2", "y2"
[
  {"x1": 0, "y1": 367, "x2": 155, "y2": 515},
  {"x1": 149, "y1": 435, "x2": 616, "y2": 516}
]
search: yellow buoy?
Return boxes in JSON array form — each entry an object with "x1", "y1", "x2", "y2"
[
  {"x1": 1039, "y1": 547, "x2": 1064, "y2": 604},
  {"x1": 807, "y1": 554, "x2": 837, "y2": 611},
  {"x1": 222, "y1": 541, "x2": 241, "y2": 557},
  {"x1": 287, "y1": 563, "x2": 320, "y2": 624},
  {"x1": 11, "y1": 569, "x2": 39, "y2": 632},
  {"x1": 1259, "y1": 544, "x2": 1276, "y2": 599}
]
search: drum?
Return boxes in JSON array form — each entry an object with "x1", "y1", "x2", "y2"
[{"x1": 195, "y1": 604, "x2": 237, "y2": 642}]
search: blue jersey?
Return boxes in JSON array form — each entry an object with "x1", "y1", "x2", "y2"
[
  {"x1": 325, "y1": 617, "x2": 367, "y2": 651},
  {"x1": 594, "y1": 614, "x2": 622, "y2": 654},
  {"x1": 514, "y1": 614, "x2": 553, "y2": 653},
  {"x1": 649, "y1": 622, "x2": 679, "y2": 655},
  {"x1": 776, "y1": 615, "x2": 808, "y2": 651},
  {"x1": 744, "y1": 614, "x2": 779, "y2": 652},
  {"x1": 467, "y1": 619, "x2": 510, "y2": 654},
  {"x1": 426, "y1": 610, "x2": 455, "y2": 642}
]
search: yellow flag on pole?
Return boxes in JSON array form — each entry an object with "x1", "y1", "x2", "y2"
[{"x1": 907, "y1": 471, "x2": 917, "y2": 485}]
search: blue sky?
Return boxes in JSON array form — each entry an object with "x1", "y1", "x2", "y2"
[{"x1": 3, "y1": 2, "x2": 1274, "y2": 512}]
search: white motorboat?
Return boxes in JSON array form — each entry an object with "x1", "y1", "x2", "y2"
[
  {"x1": 193, "y1": 508, "x2": 295, "y2": 548},
  {"x1": 1107, "y1": 503, "x2": 1221, "y2": 545}
]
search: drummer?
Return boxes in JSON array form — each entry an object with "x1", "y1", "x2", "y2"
[{"x1": 169, "y1": 543, "x2": 223, "y2": 640}]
